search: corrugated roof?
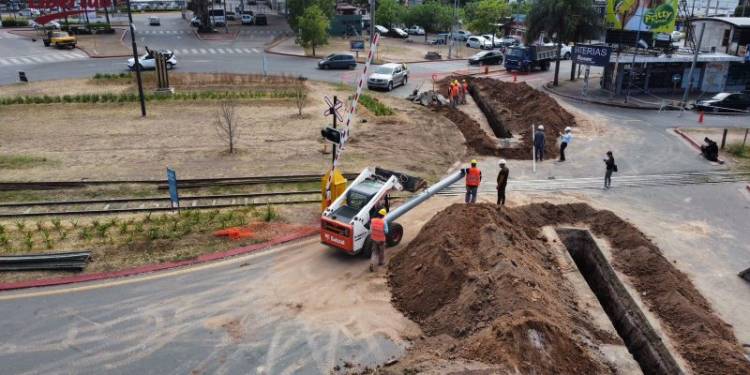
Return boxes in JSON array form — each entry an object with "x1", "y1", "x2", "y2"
[
  {"x1": 611, "y1": 52, "x2": 744, "y2": 63},
  {"x1": 693, "y1": 17, "x2": 750, "y2": 27}
]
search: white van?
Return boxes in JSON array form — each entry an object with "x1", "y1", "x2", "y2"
[{"x1": 209, "y1": 9, "x2": 226, "y2": 27}]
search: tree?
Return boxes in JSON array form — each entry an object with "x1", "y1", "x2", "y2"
[
  {"x1": 188, "y1": 0, "x2": 211, "y2": 32},
  {"x1": 297, "y1": 5, "x2": 330, "y2": 57},
  {"x1": 287, "y1": 0, "x2": 335, "y2": 30},
  {"x1": 404, "y1": 1, "x2": 453, "y2": 42},
  {"x1": 215, "y1": 102, "x2": 240, "y2": 154},
  {"x1": 735, "y1": 4, "x2": 749, "y2": 16},
  {"x1": 526, "y1": 0, "x2": 600, "y2": 86},
  {"x1": 294, "y1": 76, "x2": 308, "y2": 117},
  {"x1": 465, "y1": 0, "x2": 510, "y2": 43},
  {"x1": 374, "y1": 0, "x2": 403, "y2": 28}
]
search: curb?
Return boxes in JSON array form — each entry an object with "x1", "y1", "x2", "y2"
[
  {"x1": 193, "y1": 29, "x2": 239, "y2": 41},
  {"x1": 0, "y1": 226, "x2": 318, "y2": 292},
  {"x1": 542, "y1": 82, "x2": 667, "y2": 110},
  {"x1": 673, "y1": 128, "x2": 726, "y2": 164}
]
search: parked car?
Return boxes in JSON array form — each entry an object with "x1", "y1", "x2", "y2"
[
  {"x1": 693, "y1": 92, "x2": 750, "y2": 112},
  {"x1": 191, "y1": 16, "x2": 202, "y2": 27},
  {"x1": 497, "y1": 37, "x2": 519, "y2": 47},
  {"x1": 318, "y1": 53, "x2": 357, "y2": 70},
  {"x1": 468, "y1": 50, "x2": 504, "y2": 65},
  {"x1": 387, "y1": 27, "x2": 408, "y2": 38},
  {"x1": 128, "y1": 49, "x2": 178, "y2": 70},
  {"x1": 374, "y1": 24, "x2": 389, "y2": 34},
  {"x1": 209, "y1": 9, "x2": 226, "y2": 26},
  {"x1": 241, "y1": 13, "x2": 253, "y2": 24},
  {"x1": 31, "y1": 20, "x2": 61, "y2": 30},
  {"x1": 466, "y1": 36, "x2": 493, "y2": 49},
  {"x1": 254, "y1": 13, "x2": 267, "y2": 25},
  {"x1": 407, "y1": 25, "x2": 425, "y2": 35},
  {"x1": 481, "y1": 34, "x2": 503, "y2": 48},
  {"x1": 148, "y1": 16, "x2": 160, "y2": 26},
  {"x1": 430, "y1": 36, "x2": 447, "y2": 45},
  {"x1": 544, "y1": 43, "x2": 572, "y2": 59},
  {"x1": 367, "y1": 63, "x2": 408, "y2": 91},
  {"x1": 226, "y1": 11, "x2": 236, "y2": 20},
  {"x1": 42, "y1": 31, "x2": 76, "y2": 49},
  {"x1": 451, "y1": 30, "x2": 471, "y2": 41},
  {"x1": 671, "y1": 30, "x2": 684, "y2": 42}
]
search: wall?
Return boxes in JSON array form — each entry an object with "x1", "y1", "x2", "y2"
[{"x1": 693, "y1": 20, "x2": 734, "y2": 53}]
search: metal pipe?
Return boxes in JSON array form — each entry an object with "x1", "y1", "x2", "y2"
[{"x1": 385, "y1": 169, "x2": 466, "y2": 224}]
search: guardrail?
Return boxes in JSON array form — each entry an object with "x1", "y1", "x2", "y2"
[{"x1": 0, "y1": 251, "x2": 91, "y2": 271}]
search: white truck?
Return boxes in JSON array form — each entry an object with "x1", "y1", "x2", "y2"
[{"x1": 320, "y1": 167, "x2": 466, "y2": 256}]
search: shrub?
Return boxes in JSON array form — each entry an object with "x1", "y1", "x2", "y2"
[
  {"x1": 726, "y1": 143, "x2": 750, "y2": 158},
  {"x1": 359, "y1": 94, "x2": 394, "y2": 116},
  {"x1": 1, "y1": 17, "x2": 29, "y2": 27}
]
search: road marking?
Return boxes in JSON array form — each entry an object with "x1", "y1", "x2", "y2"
[
  {"x1": 242, "y1": 48, "x2": 252, "y2": 53},
  {"x1": 0, "y1": 59, "x2": 10, "y2": 65},
  {"x1": 29, "y1": 56, "x2": 46, "y2": 63},
  {"x1": 190, "y1": 48, "x2": 198, "y2": 54},
  {"x1": 208, "y1": 48, "x2": 216, "y2": 54},
  {"x1": 7, "y1": 58, "x2": 22, "y2": 65},
  {"x1": 252, "y1": 48, "x2": 260, "y2": 53},
  {"x1": 216, "y1": 48, "x2": 226, "y2": 54},
  {"x1": 225, "y1": 48, "x2": 234, "y2": 54},
  {"x1": 0, "y1": 237, "x2": 318, "y2": 301},
  {"x1": 233, "y1": 48, "x2": 244, "y2": 53},
  {"x1": 18, "y1": 57, "x2": 35, "y2": 64},
  {"x1": 40, "y1": 55, "x2": 57, "y2": 62},
  {"x1": 49, "y1": 54, "x2": 67, "y2": 61},
  {"x1": 199, "y1": 48, "x2": 207, "y2": 54}
]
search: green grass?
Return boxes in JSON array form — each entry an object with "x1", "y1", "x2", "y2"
[
  {"x1": 359, "y1": 94, "x2": 394, "y2": 116},
  {"x1": 726, "y1": 143, "x2": 750, "y2": 158},
  {"x1": 0, "y1": 155, "x2": 53, "y2": 170},
  {"x1": 0, "y1": 90, "x2": 299, "y2": 106}
]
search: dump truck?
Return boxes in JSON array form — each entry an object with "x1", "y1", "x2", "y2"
[
  {"x1": 320, "y1": 167, "x2": 465, "y2": 256},
  {"x1": 503, "y1": 45, "x2": 557, "y2": 72}
]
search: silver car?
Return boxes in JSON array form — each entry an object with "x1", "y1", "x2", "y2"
[{"x1": 367, "y1": 63, "x2": 408, "y2": 91}]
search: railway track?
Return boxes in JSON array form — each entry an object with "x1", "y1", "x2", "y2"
[{"x1": 1, "y1": 171, "x2": 747, "y2": 218}]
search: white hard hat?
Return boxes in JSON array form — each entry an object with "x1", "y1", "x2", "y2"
[
  {"x1": 564, "y1": 126, "x2": 572, "y2": 132},
  {"x1": 537, "y1": 125, "x2": 544, "y2": 130},
  {"x1": 498, "y1": 159, "x2": 506, "y2": 165}
]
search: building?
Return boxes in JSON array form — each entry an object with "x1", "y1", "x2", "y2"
[{"x1": 691, "y1": 16, "x2": 750, "y2": 55}]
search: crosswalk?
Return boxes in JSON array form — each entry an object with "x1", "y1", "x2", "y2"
[
  {"x1": 0, "y1": 32, "x2": 21, "y2": 40},
  {"x1": 135, "y1": 29, "x2": 285, "y2": 36},
  {"x1": 0, "y1": 50, "x2": 88, "y2": 66},
  {"x1": 238, "y1": 29, "x2": 286, "y2": 36},
  {"x1": 172, "y1": 47, "x2": 262, "y2": 55}
]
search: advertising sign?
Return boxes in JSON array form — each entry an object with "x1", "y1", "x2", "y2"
[
  {"x1": 573, "y1": 44, "x2": 613, "y2": 67},
  {"x1": 350, "y1": 40, "x2": 365, "y2": 51},
  {"x1": 607, "y1": 0, "x2": 679, "y2": 34}
]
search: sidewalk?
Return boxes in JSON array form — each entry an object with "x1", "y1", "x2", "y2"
[{"x1": 543, "y1": 76, "x2": 706, "y2": 110}]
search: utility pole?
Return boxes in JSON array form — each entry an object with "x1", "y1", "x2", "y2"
[
  {"x1": 448, "y1": 0, "x2": 458, "y2": 59},
  {"x1": 681, "y1": 22, "x2": 705, "y2": 111},
  {"x1": 625, "y1": 7, "x2": 645, "y2": 103},
  {"x1": 369, "y1": 0, "x2": 375, "y2": 45},
  {"x1": 126, "y1": 0, "x2": 147, "y2": 117},
  {"x1": 223, "y1": 0, "x2": 228, "y2": 33}
]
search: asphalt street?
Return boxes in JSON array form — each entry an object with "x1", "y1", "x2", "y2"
[{"x1": 1, "y1": 13, "x2": 749, "y2": 374}]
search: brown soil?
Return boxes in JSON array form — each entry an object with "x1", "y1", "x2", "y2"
[
  {"x1": 436, "y1": 107, "x2": 529, "y2": 159},
  {"x1": 437, "y1": 77, "x2": 578, "y2": 160},
  {"x1": 387, "y1": 202, "x2": 750, "y2": 375}
]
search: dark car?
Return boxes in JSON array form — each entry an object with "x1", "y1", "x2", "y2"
[
  {"x1": 254, "y1": 13, "x2": 267, "y2": 25},
  {"x1": 386, "y1": 27, "x2": 408, "y2": 39},
  {"x1": 468, "y1": 50, "x2": 504, "y2": 65},
  {"x1": 225, "y1": 11, "x2": 236, "y2": 20},
  {"x1": 318, "y1": 54, "x2": 357, "y2": 70},
  {"x1": 693, "y1": 92, "x2": 750, "y2": 112}
]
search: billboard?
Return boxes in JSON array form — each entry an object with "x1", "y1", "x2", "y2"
[
  {"x1": 573, "y1": 44, "x2": 613, "y2": 66},
  {"x1": 607, "y1": 0, "x2": 679, "y2": 34}
]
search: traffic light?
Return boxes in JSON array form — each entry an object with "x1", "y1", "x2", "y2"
[{"x1": 321, "y1": 127, "x2": 342, "y2": 146}]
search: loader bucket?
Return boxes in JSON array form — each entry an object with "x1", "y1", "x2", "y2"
[{"x1": 739, "y1": 268, "x2": 750, "y2": 283}]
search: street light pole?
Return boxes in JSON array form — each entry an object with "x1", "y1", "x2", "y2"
[{"x1": 126, "y1": 0, "x2": 146, "y2": 117}]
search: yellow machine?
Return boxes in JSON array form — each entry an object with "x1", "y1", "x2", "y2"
[
  {"x1": 43, "y1": 31, "x2": 77, "y2": 49},
  {"x1": 320, "y1": 169, "x2": 347, "y2": 211}
]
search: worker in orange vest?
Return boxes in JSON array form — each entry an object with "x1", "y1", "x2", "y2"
[
  {"x1": 449, "y1": 81, "x2": 458, "y2": 108},
  {"x1": 461, "y1": 79, "x2": 469, "y2": 104},
  {"x1": 464, "y1": 159, "x2": 482, "y2": 203},
  {"x1": 369, "y1": 208, "x2": 389, "y2": 272}
]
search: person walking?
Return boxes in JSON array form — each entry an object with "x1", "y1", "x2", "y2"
[
  {"x1": 465, "y1": 159, "x2": 482, "y2": 203},
  {"x1": 534, "y1": 125, "x2": 545, "y2": 161},
  {"x1": 604, "y1": 151, "x2": 617, "y2": 189},
  {"x1": 461, "y1": 79, "x2": 469, "y2": 104},
  {"x1": 449, "y1": 81, "x2": 459, "y2": 108},
  {"x1": 496, "y1": 159, "x2": 509, "y2": 206},
  {"x1": 559, "y1": 127, "x2": 572, "y2": 162},
  {"x1": 369, "y1": 208, "x2": 389, "y2": 272}
]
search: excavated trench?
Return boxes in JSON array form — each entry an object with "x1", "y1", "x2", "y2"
[{"x1": 556, "y1": 228, "x2": 683, "y2": 375}]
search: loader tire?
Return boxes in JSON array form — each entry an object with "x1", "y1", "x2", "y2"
[
  {"x1": 386, "y1": 223, "x2": 404, "y2": 247},
  {"x1": 361, "y1": 238, "x2": 373, "y2": 258}
]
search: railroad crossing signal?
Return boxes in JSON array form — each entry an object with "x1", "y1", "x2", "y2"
[{"x1": 323, "y1": 95, "x2": 344, "y2": 122}]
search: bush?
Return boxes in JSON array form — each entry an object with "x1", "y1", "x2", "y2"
[
  {"x1": 359, "y1": 94, "x2": 394, "y2": 116},
  {"x1": 726, "y1": 143, "x2": 750, "y2": 158},
  {"x1": 1, "y1": 17, "x2": 29, "y2": 27}
]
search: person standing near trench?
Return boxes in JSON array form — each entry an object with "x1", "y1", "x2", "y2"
[
  {"x1": 496, "y1": 159, "x2": 509, "y2": 206},
  {"x1": 534, "y1": 125, "x2": 545, "y2": 161},
  {"x1": 465, "y1": 160, "x2": 482, "y2": 203},
  {"x1": 604, "y1": 151, "x2": 617, "y2": 189},
  {"x1": 559, "y1": 127, "x2": 572, "y2": 162}
]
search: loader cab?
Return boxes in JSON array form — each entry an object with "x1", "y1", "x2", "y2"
[{"x1": 331, "y1": 179, "x2": 387, "y2": 223}]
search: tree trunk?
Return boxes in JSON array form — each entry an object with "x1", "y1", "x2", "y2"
[
  {"x1": 104, "y1": 6, "x2": 110, "y2": 25},
  {"x1": 312, "y1": 42, "x2": 316, "y2": 57},
  {"x1": 554, "y1": 40, "x2": 561, "y2": 86}
]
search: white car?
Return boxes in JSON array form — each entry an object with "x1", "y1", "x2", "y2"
[
  {"x1": 466, "y1": 36, "x2": 493, "y2": 49},
  {"x1": 671, "y1": 30, "x2": 684, "y2": 42},
  {"x1": 482, "y1": 34, "x2": 503, "y2": 48},
  {"x1": 241, "y1": 14, "x2": 253, "y2": 24},
  {"x1": 407, "y1": 26, "x2": 425, "y2": 35},
  {"x1": 374, "y1": 25, "x2": 389, "y2": 34},
  {"x1": 544, "y1": 42, "x2": 572, "y2": 59},
  {"x1": 128, "y1": 50, "x2": 177, "y2": 70},
  {"x1": 367, "y1": 63, "x2": 408, "y2": 91},
  {"x1": 31, "y1": 20, "x2": 61, "y2": 30}
]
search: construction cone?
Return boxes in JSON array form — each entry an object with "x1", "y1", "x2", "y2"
[
  {"x1": 513, "y1": 72, "x2": 517, "y2": 82},
  {"x1": 699, "y1": 111, "x2": 704, "y2": 123}
]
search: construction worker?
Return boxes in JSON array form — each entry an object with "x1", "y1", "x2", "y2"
[
  {"x1": 461, "y1": 79, "x2": 469, "y2": 104},
  {"x1": 559, "y1": 126, "x2": 572, "y2": 162},
  {"x1": 369, "y1": 208, "x2": 389, "y2": 272},
  {"x1": 534, "y1": 125, "x2": 545, "y2": 161},
  {"x1": 464, "y1": 160, "x2": 482, "y2": 203},
  {"x1": 449, "y1": 81, "x2": 458, "y2": 108},
  {"x1": 496, "y1": 159, "x2": 509, "y2": 206}
]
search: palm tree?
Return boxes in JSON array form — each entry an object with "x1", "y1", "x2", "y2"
[{"x1": 527, "y1": 0, "x2": 601, "y2": 86}]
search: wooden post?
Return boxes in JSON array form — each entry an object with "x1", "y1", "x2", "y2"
[
  {"x1": 721, "y1": 128, "x2": 728, "y2": 149},
  {"x1": 743, "y1": 128, "x2": 748, "y2": 148}
]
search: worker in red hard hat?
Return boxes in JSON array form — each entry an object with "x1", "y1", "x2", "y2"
[
  {"x1": 461, "y1": 79, "x2": 469, "y2": 104},
  {"x1": 369, "y1": 208, "x2": 389, "y2": 272},
  {"x1": 464, "y1": 159, "x2": 482, "y2": 203}
]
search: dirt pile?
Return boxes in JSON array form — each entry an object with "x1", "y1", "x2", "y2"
[
  {"x1": 435, "y1": 107, "x2": 533, "y2": 159},
  {"x1": 387, "y1": 202, "x2": 750, "y2": 375},
  {"x1": 388, "y1": 203, "x2": 614, "y2": 374}
]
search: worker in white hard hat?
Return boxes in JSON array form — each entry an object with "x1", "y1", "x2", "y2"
[
  {"x1": 534, "y1": 125, "x2": 546, "y2": 161},
  {"x1": 464, "y1": 159, "x2": 482, "y2": 204},
  {"x1": 559, "y1": 126, "x2": 573, "y2": 162},
  {"x1": 369, "y1": 208, "x2": 389, "y2": 272},
  {"x1": 496, "y1": 159, "x2": 509, "y2": 206}
]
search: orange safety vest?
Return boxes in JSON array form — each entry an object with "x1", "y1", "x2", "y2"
[
  {"x1": 466, "y1": 167, "x2": 481, "y2": 187},
  {"x1": 449, "y1": 84, "x2": 457, "y2": 97},
  {"x1": 371, "y1": 218, "x2": 386, "y2": 242},
  {"x1": 463, "y1": 83, "x2": 469, "y2": 93}
]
